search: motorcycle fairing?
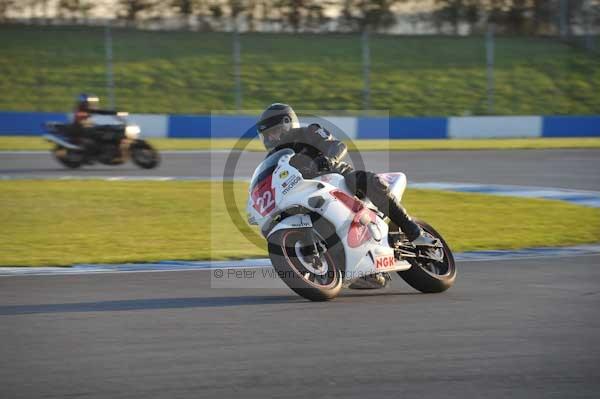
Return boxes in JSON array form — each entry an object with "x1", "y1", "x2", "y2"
[{"x1": 247, "y1": 151, "x2": 411, "y2": 283}]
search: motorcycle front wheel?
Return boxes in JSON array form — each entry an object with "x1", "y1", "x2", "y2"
[
  {"x1": 397, "y1": 219, "x2": 456, "y2": 293},
  {"x1": 268, "y1": 228, "x2": 343, "y2": 301},
  {"x1": 131, "y1": 140, "x2": 160, "y2": 169}
]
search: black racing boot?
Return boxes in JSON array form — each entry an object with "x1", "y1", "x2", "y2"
[
  {"x1": 369, "y1": 176, "x2": 440, "y2": 247},
  {"x1": 346, "y1": 170, "x2": 439, "y2": 257},
  {"x1": 388, "y1": 200, "x2": 441, "y2": 248},
  {"x1": 387, "y1": 198, "x2": 422, "y2": 241},
  {"x1": 361, "y1": 172, "x2": 422, "y2": 241},
  {"x1": 411, "y1": 232, "x2": 442, "y2": 247}
]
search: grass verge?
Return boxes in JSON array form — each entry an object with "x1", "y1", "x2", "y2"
[
  {"x1": 1, "y1": 26, "x2": 599, "y2": 115},
  {"x1": 1, "y1": 180, "x2": 599, "y2": 267},
  {"x1": 2, "y1": 136, "x2": 600, "y2": 152}
]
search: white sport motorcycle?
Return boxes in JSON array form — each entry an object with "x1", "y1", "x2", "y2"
[{"x1": 247, "y1": 149, "x2": 456, "y2": 301}]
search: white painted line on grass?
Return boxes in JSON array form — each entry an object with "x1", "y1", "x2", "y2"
[{"x1": 411, "y1": 182, "x2": 600, "y2": 208}]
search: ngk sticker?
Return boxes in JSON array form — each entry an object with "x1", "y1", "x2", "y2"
[{"x1": 375, "y1": 255, "x2": 396, "y2": 269}]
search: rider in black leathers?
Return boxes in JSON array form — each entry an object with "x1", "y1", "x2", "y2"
[
  {"x1": 72, "y1": 93, "x2": 120, "y2": 127},
  {"x1": 70, "y1": 93, "x2": 122, "y2": 157},
  {"x1": 257, "y1": 103, "x2": 438, "y2": 289}
]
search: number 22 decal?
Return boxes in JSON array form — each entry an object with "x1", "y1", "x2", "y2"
[
  {"x1": 254, "y1": 190, "x2": 275, "y2": 215},
  {"x1": 251, "y1": 175, "x2": 276, "y2": 216}
]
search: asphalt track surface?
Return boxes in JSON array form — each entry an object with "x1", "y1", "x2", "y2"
[
  {"x1": 2, "y1": 149, "x2": 600, "y2": 398},
  {"x1": 2, "y1": 148, "x2": 600, "y2": 190},
  {"x1": 1, "y1": 255, "x2": 599, "y2": 398}
]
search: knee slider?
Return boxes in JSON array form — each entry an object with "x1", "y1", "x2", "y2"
[
  {"x1": 371, "y1": 174, "x2": 388, "y2": 190},
  {"x1": 368, "y1": 173, "x2": 391, "y2": 197}
]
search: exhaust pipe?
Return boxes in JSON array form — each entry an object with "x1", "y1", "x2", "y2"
[{"x1": 42, "y1": 134, "x2": 82, "y2": 150}]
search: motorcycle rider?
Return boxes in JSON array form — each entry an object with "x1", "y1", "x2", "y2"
[
  {"x1": 71, "y1": 93, "x2": 122, "y2": 158},
  {"x1": 257, "y1": 103, "x2": 439, "y2": 289},
  {"x1": 73, "y1": 93, "x2": 123, "y2": 125}
]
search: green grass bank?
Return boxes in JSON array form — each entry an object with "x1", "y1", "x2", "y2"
[
  {"x1": 1, "y1": 180, "x2": 598, "y2": 266},
  {"x1": 1, "y1": 25, "x2": 599, "y2": 115}
]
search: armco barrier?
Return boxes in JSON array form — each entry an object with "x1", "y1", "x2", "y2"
[
  {"x1": 0, "y1": 111, "x2": 69, "y2": 135},
  {"x1": 167, "y1": 115, "x2": 210, "y2": 138},
  {"x1": 358, "y1": 117, "x2": 447, "y2": 139},
  {"x1": 1, "y1": 111, "x2": 599, "y2": 139},
  {"x1": 81, "y1": 113, "x2": 169, "y2": 138},
  {"x1": 542, "y1": 116, "x2": 600, "y2": 137},
  {"x1": 448, "y1": 116, "x2": 542, "y2": 139}
]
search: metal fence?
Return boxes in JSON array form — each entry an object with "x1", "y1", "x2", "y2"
[{"x1": 0, "y1": 23, "x2": 598, "y2": 116}]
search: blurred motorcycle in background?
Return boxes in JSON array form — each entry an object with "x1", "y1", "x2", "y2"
[{"x1": 43, "y1": 112, "x2": 160, "y2": 169}]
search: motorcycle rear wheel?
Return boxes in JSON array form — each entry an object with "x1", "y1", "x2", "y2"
[
  {"x1": 52, "y1": 146, "x2": 84, "y2": 169},
  {"x1": 268, "y1": 228, "x2": 343, "y2": 301},
  {"x1": 397, "y1": 219, "x2": 456, "y2": 293}
]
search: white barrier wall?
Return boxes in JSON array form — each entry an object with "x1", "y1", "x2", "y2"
[
  {"x1": 3, "y1": 111, "x2": 599, "y2": 138},
  {"x1": 448, "y1": 116, "x2": 542, "y2": 138},
  {"x1": 126, "y1": 114, "x2": 168, "y2": 138},
  {"x1": 87, "y1": 113, "x2": 168, "y2": 138}
]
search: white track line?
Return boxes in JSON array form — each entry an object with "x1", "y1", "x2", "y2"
[
  {"x1": 1, "y1": 245, "x2": 599, "y2": 277},
  {"x1": 411, "y1": 182, "x2": 600, "y2": 208},
  {"x1": 0, "y1": 150, "x2": 241, "y2": 155},
  {"x1": 0, "y1": 175, "x2": 248, "y2": 181}
]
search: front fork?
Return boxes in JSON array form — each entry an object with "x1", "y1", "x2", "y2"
[{"x1": 300, "y1": 230, "x2": 327, "y2": 270}]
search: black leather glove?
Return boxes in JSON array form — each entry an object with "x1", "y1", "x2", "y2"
[
  {"x1": 290, "y1": 153, "x2": 318, "y2": 177},
  {"x1": 315, "y1": 156, "x2": 332, "y2": 172}
]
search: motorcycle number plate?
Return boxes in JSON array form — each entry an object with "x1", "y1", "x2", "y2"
[{"x1": 251, "y1": 175, "x2": 276, "y2": 217}]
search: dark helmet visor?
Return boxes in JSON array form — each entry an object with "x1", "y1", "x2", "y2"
[{"x1": 257, "y1": 114, "x2": 288, "y2": 134}]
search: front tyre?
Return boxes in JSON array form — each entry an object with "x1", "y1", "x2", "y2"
[
  {"x1": 268, "y1": 229, "x2": 343, "y2": 301},
  {"x1": 131, "y1": 140, "x2": 160, "y2": 169},
  {"x1": 398, "y1": 219, "x2": 456, "y2": 293}
]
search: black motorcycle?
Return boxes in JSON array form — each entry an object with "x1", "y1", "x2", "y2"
[{"x1": 43, "y1": 117, "x2": 160, "y2": 169}]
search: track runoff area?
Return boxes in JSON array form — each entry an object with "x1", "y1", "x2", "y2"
[{"x1": 1, "y1": 148, "x2": 600, "y2": 398}]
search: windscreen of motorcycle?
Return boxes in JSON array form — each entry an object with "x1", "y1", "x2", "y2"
[{"x1": 249, "y1": 148, "x2": 294, "y2": 217}]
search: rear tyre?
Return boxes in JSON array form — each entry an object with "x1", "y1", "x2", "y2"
[
  {"x1": 268, "y1": 227, "x2": 343, "y2": 301},
  {"x1": 52, "y1": 146, "x2": 84, "y2": 169},
  {"x1": 131, "y1": 141, "x2": 160, "y2": 169},
  {"x1": 397, "y1": 219, "x2": 456, "y2": 293}
]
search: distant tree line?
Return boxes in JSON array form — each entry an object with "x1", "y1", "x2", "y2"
[
  {"x1": 432, "y1": 0, "x2": 598, "y2": 35},
  {"x1": 0, "y1": 0, "x2": 598, "y2": 36}
]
